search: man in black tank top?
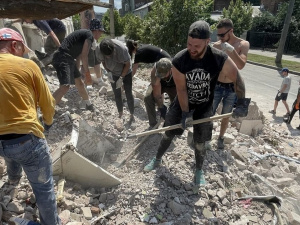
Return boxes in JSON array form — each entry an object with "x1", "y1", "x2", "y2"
[
  {"x1": 144, "y1": 58, "x2": 176, "y2": 127},
  {"x1": 144, "y1": 20, "x2": 250, "y2": 187}
]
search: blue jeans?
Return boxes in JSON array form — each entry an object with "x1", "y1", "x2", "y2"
[
  {"x1": 0, "y1": 134, "x2": 60, "y2": 225},
  {"x1": 213, "y1": 83, "x2": 236, "y2": 114}
]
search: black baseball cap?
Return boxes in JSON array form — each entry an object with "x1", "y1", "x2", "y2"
[
  {"x1": 188, "y1": 20, "x2": 211, "y2": 39},
  {"x1": 100, "y1": 38, "x2": 114, "y2": 55}
]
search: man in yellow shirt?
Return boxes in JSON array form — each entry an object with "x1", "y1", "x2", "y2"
[{"x1": 0, "y1": 28, "x2": 60, "y2": 225}]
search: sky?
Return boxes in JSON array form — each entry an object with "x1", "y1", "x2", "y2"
[{"x1": 94, "y1": 0, "x2": 122, "y2": 13}]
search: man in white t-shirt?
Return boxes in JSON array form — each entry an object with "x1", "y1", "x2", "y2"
[{"x1": 269, "y1": 68, "x2": 291, "y2": 117}]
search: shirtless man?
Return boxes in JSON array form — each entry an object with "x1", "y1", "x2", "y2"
[{"x1": 212, "y1": 18, "x2": 250, "y2": 149}]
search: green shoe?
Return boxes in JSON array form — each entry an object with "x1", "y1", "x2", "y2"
[
  {"x1": 205, "y1": 141, "x2": 212, "y2": 150},
  {"x1": 194, "y1": 169, "x2": 206, "y2": 186},
  {"x1": 144, "y1": 157, "x2": 161, "y2": 172}
]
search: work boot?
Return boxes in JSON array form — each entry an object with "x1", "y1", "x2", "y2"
[
  {"x1": 86, "y1": 104, "x2": 94, "y2": 112},
  {"x1": 194, "y1": 169, "x2": 206, "y2": 186},
  {"x1": 144, "y1": 157, "x2": 161, "y2": 172},
  {"x1": 204, "y1": 141, "x2": 212, "y2": 150},
  {"x1": 217, "y1": 137, "x2": 225, "y2": 149},
  {"x1": 35, "y1": 50, "x2": 48, "y2": 60}
]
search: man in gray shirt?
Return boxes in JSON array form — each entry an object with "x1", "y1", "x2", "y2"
[
  {"x1": 96, "y1": 38, "x2": 134, "y2": 121},
  {"x1": 269, "y1": 68, "x2": 291, "y2": 117}
]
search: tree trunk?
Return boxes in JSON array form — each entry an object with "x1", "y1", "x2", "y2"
[{"x1": 275, "y1": 0, "x2": 295, "y2": 64}]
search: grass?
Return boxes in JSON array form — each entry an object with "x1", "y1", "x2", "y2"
[{"x1": 247, "y1": 53, "x2": 300, "y2": 72}]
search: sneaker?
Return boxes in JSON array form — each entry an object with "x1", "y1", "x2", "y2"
[
  {"x1": 86, "y1": 104, "x2": 94, "y2": 111},
  {"x1": 217, "y1": 137, "x2": 225, "y2": 150},
  {"x1": 35, "y1": 50, "x2": 48, "y2": 60},
  {"x1": 269, "y1": 110, "x2": 276, "y2": 115},
  {"x1": 194, "y1": 169, "x2": 206, "y2": 186},
  {"x1": 284, "y1": 112, "x2": 290, "y2": 117},
  {"x1": 144, "y1": 157, "x2": 161, "y2": 172},
  {"x1": 205, "y1": 141, "x2": 212, "y2": 150}
]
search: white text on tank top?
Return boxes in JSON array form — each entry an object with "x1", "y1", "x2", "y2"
[{"x1": 186, "y1": 68, "x2": 211, "y2": 104}]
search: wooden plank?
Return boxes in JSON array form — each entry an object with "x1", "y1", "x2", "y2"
[
  {"x1": 56, "y1": 0, "x2": 112, "y2": 8},
  {"x1": 0, "y1": 0, "x2": 112, "y2": 19}
]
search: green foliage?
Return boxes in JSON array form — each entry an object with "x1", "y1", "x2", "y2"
[
  {"x1": 251, "y1": 11, "x2": 280, "y2": 32},
  {"x1": 72, "y1": 14, "x2": 81, "y2": 31},
  {"x1": 136, "y1": 0, "x2": 214, "y2": 56},
  {"x1": 222, "y1": 0, "x2": 253, "y2": 36},
  {"x1": 102, "y1": 9, "x2": 124, "y2": 37},
  {"x1": 123, "y1": 13, "x2": 143, "y2": 40}
]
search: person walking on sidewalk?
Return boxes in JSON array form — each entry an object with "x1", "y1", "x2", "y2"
[
  {"x1": 269, "y1": 68, "x2": 291, "y2": 117},
  {"x1": 126, "y1": 40, "x2": 171, "y2": 76},
  {"x1": 52, "y1": 19, "x2": 104, "y2": 110},
  {"x1": 145, "y1": 58, "x2": 177, "y2": 128},
  {"x1": 143, "y1": 20, "x2": 250, "y2": 186},
  {"x1": 96, "y1": 38, "x2": 134, "y2": 120},
  {"x1": 284, "y1": 79, "x2": 300, "y2": 129},
  {"x1": 0, "y1": 28, "x2": 60, "y2": 225},
  {"x1": 212, "y1": 18, "x2": 250, "y2": 149}
]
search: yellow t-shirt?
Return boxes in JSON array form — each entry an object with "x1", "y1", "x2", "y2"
[{"x1": 0, "y1": 53, "x2": 55, "y2": 139}]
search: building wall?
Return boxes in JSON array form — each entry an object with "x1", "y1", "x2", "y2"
[
  {"x1": 261, "y1": 0, "x2": 285, "y2": 14},
  {"x1": 214, "y1": 0, "x2": 231, "y2": 11}
]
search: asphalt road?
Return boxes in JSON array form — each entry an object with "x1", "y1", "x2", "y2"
[{"x1": 241, "y1": 63, "x2": 300, "y2": 126}]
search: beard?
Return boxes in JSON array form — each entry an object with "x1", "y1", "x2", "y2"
[{"x1": 188, "y1": 46, "x2": 207, "y2": 60}]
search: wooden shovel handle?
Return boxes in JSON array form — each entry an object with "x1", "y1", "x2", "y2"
[{"x1": 128, "y1": 113, "x2": 232, "y2": 139}]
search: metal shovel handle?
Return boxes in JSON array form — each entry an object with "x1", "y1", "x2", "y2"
[{"x1": 127, "y1": 113, "x2": 232, "y2": 139}]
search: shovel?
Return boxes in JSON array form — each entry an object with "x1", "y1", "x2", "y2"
[{"x1": 127, "y1": 113, "x2": 232, "y2": 139}]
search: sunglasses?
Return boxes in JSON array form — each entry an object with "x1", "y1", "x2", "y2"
[{"x1": 217, "y1": 29, "x2": 231, "y2": 38}]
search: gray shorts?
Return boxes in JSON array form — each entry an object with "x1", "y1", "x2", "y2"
[{"x1": 275, "y1": 92, "x2": 288, "y2": 101}]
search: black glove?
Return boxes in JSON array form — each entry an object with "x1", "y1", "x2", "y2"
[
  {"x1": 232, "y1": 98, "x2": 251, "y2": 118},
  {"x1": 43, "y1": 123, "x2": 52, "y2": 132},
  {"x1": 159, "y1": 105, "x2": 167, "y2": 119},
  {"x1": 181, "y1": 110, "x2": 194, "y2": 129}
]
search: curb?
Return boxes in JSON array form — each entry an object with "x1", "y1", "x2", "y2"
[{"x1": 247, "y1": 60, "x2": 300, "y2": 76}]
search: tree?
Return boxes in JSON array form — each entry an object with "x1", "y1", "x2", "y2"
[
  {"x1": 138, "y1": 0, "x2": 214, "y2": 55},
  {"x1": 276, "y1": 0, "x2": 295, "y2": 64},
  {"x1": 102, "y1": 9, "x2": 124, "y2": 37},
  {"x1": 222, "y1": 0, "x2": 253, "y2": 37},
  {"x1": 123, "y1": 13, "x2": 143, "y2": 40},
  {"x1": 72, "y1": 14, "x2": 81, "y2": 31}
]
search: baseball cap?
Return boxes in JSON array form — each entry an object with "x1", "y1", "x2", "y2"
[
  {"x1": 0, "y1": 28, "x2": 32, "y2": 54},
  {"x1": 156, "y1": 58, "x2": 172, "y2": 78},
  {"x1": 100, "y1": 38, "x2": 114, "y2": 55},
  {"x1": 281, "y1": 67, "x2": 289, "y2": 73},
  {"x1": 188, "y1": 20, "x2": 211, "y2": 39},
  {"x1": 89, "y1": 19, "x2": 106, "y2": 32}
]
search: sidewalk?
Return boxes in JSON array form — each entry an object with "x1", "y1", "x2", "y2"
[
  {"x1": 249, "y1": 49, "x2": 300, "y2": 63},
  {"x1": 248, "y1": 49, "x2": 300, "y2": 75}
]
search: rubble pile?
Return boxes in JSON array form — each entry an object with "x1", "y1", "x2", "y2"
[{"x1": 1, "y1": 65, "x2": 300, "y2": 225}]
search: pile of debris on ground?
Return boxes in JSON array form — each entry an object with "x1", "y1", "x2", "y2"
[{"x1": 1, "y1": 64, "x2": 300, "y2": 225}]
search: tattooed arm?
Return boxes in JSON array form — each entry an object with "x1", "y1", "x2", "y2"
[{"x1": 218, "y1": 57, "x2": 245, "y2": 99}]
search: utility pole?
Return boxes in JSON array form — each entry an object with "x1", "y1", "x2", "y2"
[
  {"x1": 275, "y1": 0, "x2": 295, "y2": 64},
  {"x1": 109, "y1": 0, "x2": 115, "y2": 38}
]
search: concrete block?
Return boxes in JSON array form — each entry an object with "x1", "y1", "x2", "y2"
[
  {"x1": 52, "y1": 147, "x2": 121, "y2": 189},
  {"x1": 239, "y1": 119, "x2": 263, "y2": 136},
  {"x1": 75, "y1": 120, "x2": 114, "y2": 165}
]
